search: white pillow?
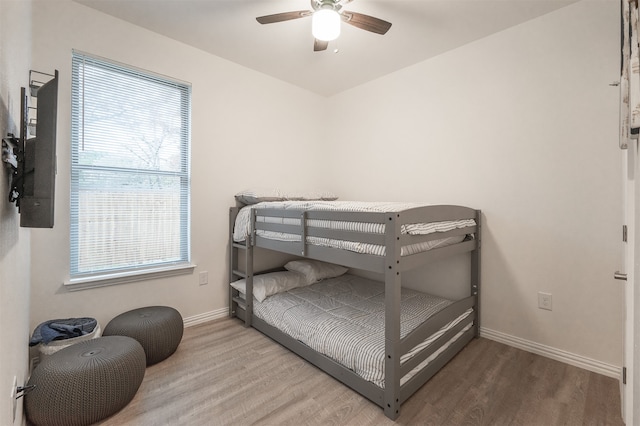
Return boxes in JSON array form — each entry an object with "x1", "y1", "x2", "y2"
[
  {"x1": 234, "y1": 188, "x2": 339, "y2": 205},
  {"x1": 284, "y1": 260, "x2": 348, "y2": 285},
  {"x1": 230, "y1": 271, "x2": 306, "y2": 302},
  {"x1": 285, "y1": 191, "x2": 339, "y2": 201},
  {"x1": 235, "y1": 188, "x2": 286, "y2": 205}
]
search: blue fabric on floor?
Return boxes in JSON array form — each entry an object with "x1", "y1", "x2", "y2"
[{"x1": 29, "y1": 318, "x2": 97, "y2": 346}]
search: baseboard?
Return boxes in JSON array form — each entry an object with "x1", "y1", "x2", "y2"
[
  {"x1": 480, "y1": 327, "x2": 621, "y2": 380},
  {"x1": 183, "y1": 307, "x2": 228, "y2": 328}
]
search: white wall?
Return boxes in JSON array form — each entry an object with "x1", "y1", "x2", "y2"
[
  {"x1": 325, "y1": 0, "x2": 623, "y2": 366},
  {"x1": 28, "y1": 0, "x2": 328, "y2": 331},
  {"x1": 0, "y1": 1, "x2": 32, "y2": 424}
]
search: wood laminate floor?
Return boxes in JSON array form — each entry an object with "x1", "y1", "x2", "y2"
[{"x1": 95, "y1": 318, "x2": 623, "y2": 426}]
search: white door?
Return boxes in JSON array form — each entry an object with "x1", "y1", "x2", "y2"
[
  {"x1": 622, "y1": 137, "x2": 640, "y2": 425},
  {"x1": 620, "y1": 2, "x2": 640, "y2": 422}
]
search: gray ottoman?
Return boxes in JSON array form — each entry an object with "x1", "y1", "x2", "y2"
[
  {"x1": 25, "y1": 336, "x2": 146, "y2": 426},
  {"x1": 103, "y1": 306, "x2": 183, "y2": 366}
]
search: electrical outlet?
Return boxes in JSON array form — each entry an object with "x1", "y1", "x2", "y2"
[
  {"x1": 11, "y1": 376, "x2": 17, "y2": 423},
  {"x1": 538, "y1": 292, "x2": 552, "y2": 311},
  {"x1": 198, "y1": 271, "x2": 208, "y2": 286}
]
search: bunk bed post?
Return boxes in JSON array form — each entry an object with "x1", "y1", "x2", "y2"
[
  {"x1": 300, "y1": 211, "x2": 308, "y2": 257},
  {"x1": 472, "y1": 209, "x2": 482, "y2": 336},
  {"x1": 384, "y1": 212, "x2": 402, "y2": 420}
]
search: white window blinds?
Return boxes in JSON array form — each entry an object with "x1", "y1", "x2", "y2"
[{"x1": 70, "y1": 52, "x2": 191, "y2": 278}]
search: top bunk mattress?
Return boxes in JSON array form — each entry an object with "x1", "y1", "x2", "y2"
[{"x1": 233, "y1": 200, "x2": 476, "y2": 257}]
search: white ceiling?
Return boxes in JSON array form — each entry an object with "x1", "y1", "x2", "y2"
[{"x1": 74, "y1": 0, "x2": 577, "y2": 96}]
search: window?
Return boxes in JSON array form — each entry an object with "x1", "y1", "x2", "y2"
[{"x1": 70, "y1": 52, "x2": 191, "y2": 284}]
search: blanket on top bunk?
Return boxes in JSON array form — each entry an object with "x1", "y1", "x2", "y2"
[
  {"x1": 248, "y1": 273, "x2": 473, "y2": 388},
  {"x1": 233, "y1": 201, "x2": 476, "y2": 256}
]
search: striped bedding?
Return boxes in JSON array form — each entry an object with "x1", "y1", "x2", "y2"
[
  {"x1": 250, "y1": 274, "x2": 473, "y2": 388},
  {"x1": 233, "y1": 201, "x2": 476, "y2": 256}
]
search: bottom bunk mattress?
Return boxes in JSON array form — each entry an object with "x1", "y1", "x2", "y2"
[{"x1": 243, "y1": 274, "x2": 473, "y2": 388}]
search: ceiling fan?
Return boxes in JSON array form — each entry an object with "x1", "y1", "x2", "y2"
[{"x1": 256, "y1": 0, "x2": 392, "y2": 52}]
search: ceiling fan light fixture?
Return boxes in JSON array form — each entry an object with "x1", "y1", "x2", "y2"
[{"x1": 312, "y1": 9, "x2": 341, "y2": 41}]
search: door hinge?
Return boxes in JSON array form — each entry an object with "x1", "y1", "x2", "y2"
[
  {"x1": 623, "y1": 366, "x2": 627, "y2": 384},
  {"x1": 623, "y1": 225, "x2": 628, "y2": 243}
]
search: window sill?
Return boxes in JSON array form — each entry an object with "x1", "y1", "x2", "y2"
[{"x1": 64, "y1": 263, "x2": 197, "y2": 292}]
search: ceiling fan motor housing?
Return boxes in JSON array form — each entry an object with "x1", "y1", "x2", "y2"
[{"x1": 313, "y1": 0, "x2": 342, "y2": 12}]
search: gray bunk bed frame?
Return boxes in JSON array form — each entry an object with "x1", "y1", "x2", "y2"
[{"x1": 228, "y1": 203, "x2": 481, "y2": 420}]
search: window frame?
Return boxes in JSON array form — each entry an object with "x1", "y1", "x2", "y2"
[{"x1": 67, "y1": 51, "x2": 193, "y2": 290}]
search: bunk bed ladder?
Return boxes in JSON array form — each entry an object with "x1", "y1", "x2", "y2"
[
  {"x1": 229, "y1": 206, "x2": 254, "y2": 327},
  {"x1": 229, "y1": 207, "x2": 241, "y2": 318}
]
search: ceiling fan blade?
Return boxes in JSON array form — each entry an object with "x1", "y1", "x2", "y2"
[
  {"x1": 314, "y1": 39, "x2": 328, "y2": 52},
  {"x1": 342, "y1": 11, "x2": 392, "y2": 35},
  {"x1": 256, "y1": 10, "x2": 312, "y2": 24}
]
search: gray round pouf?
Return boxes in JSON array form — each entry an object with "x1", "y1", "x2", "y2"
[
  {"x1": 25, "y1": 335, "x2": 146, "y2": 426},
  {"x1": 103, "y1": 306, "x2": 183, "y2": 366}
]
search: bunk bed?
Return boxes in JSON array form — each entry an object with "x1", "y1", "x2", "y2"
[{"x1": 228, "y1": 199, "x2": 481, "y2": 420}]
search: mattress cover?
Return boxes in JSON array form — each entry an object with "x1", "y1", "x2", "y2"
[
  {"x1": 251, "y1": 274, "x2": 473, "y2": 388},
  {"x1": 233, "y1": 201, "x2": 476, "y2": 256}
]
